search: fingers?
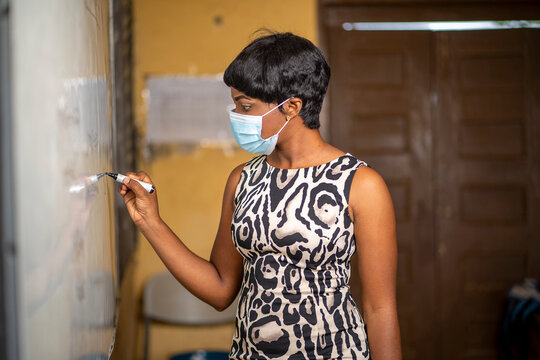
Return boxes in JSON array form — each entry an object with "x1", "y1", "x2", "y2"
[
  {"x1": 118, "y1": 183, "x2": 129, "y2": 196},
  {"x1": 125, "y1": 171, "x2": 154, "y2": 185},
  {"x1": 118, "y1": 171, "x2": 156, "y2": 198},
  {"x1": 117, "y1": 170, "x2": 159, "y2": 226},
  {"x1": 121, "y1": 175, "x2": 150, "y2": 198}
]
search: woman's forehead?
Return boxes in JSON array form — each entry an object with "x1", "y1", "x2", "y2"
[{"x1": 230, "y1": 87, "x2": 252, "y2": 100}]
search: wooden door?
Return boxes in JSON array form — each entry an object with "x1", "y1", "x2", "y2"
[
  {"x1": 435, "y1": 29, "x2": 540, "y2": 360},
  {"x1": 322, "y1": 5, "x2": 540, "y2": 360},
  {"x1": 326, "y1": 28, "x2": 437, "y2": 360}
]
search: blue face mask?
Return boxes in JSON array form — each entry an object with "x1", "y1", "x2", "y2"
[{"x1": 229, "y1": 98, "x2": 291, "y2": 155}]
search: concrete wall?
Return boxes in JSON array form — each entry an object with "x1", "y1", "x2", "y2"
[{"x1": 112, "y1": 1, "x2": 317, "y2": 359}]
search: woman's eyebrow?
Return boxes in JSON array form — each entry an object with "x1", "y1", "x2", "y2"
[{"x1": 234, "y1": 95, "x2": 252, "y2": 101}]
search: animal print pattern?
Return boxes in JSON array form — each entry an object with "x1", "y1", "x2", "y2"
[{"x1": 229, "y1": 153, "x2": 371, "y2": 359}]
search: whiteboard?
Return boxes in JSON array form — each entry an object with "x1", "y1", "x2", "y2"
[{"x1": 11, "y1": 1, "x2": 117, "y2": 359}]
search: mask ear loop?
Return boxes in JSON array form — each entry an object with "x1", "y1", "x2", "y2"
[
  {"x1": 262, "y1": 98, "x2": 292, "y2": 117},
  {"x1": 261, "y1": 98, "x2": 293, "y2": 140},
  {"x1": 274, "y1": 112, "x2": 295, "y2": 139}
]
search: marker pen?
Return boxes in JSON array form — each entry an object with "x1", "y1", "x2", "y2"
[{"x1": 106, "y1": 172, "x2": 155, "y2": 193}]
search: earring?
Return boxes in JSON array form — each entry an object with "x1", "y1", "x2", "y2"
[{"x1": 286, "y1": 115, "x2": 291, "y2": 121}]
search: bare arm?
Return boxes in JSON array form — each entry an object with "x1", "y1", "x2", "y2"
[
  {"x1": 119, "y1": 165, "x2": 245, "y2": 310},
  {"x1": 349, "y1": 166, "x2": 402, "y2": 360}
]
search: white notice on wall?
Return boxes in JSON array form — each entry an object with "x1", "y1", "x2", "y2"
[{"x1": 146, "y1": 75, "x2": 235, "y2": 145}]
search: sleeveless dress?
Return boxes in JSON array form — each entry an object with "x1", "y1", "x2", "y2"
[{"x1": 229, "y1": 153, "x2": 371, "y2": 360}]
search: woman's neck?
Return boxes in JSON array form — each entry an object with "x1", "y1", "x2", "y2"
[{"x1": 267, "y1": 125, "x2": 343, "y2": 169}]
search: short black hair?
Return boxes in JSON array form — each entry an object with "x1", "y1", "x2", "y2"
[{"x1": 223, "y1": 31, "x2": 331, "y2": 129}]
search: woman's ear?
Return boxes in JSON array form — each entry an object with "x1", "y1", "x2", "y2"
[{"x1": 286, "y1": 97, "x2": 303, "y2": 119}]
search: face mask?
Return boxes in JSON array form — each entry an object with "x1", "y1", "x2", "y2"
[{"x1": 229, "y1": 98, "x2": 291, "y2": 155}]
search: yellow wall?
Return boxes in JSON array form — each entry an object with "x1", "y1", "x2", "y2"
[{"x1": 112, "y1": 1, "x2": 317, "y2": 359}]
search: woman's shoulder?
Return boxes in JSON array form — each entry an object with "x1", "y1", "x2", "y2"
[
  {"x1": 320, "y1": 145, "x2": 366, "y2": 166},
  {"x1": 337, "y1": 149, "x2": 385, "y2": 195},
  {"x1": 226, "y1": 155, "x2": 265, "y2": 189},
  {"x1": 350, "y1": 162, "x2": 391, "y2": 204},
  {"x1": 228, "y1": 155, "x2": 264, "y2": 176},
  {"x1": 347, "y1": 161, "x2": 393, "y2": 222},
  {"x1": 352, "y1": 164, "x2": 384, "y2": 187},
  {"x1": 322, "y1": 146, "x2": 369, "y2": 173},
  {"x1": 341, "y1": 152, "x2": 369, "y2": 168}
]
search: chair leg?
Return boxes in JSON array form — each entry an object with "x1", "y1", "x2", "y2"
[{"x1": 143, "y1": 318, "x2": 150, "y2": 360}]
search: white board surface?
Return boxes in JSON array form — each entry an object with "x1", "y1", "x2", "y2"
[{"x1": 11, "y1": 1, "x2": 117, "y2": 359}]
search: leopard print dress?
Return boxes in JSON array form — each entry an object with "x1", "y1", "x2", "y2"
[{"x1": 229, "y1": 153, "x2": 371, "y2": 360}]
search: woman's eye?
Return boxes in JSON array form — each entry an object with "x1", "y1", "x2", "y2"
[{"x1": 241, "y1": 105, "x2": 252, "y2": 111}]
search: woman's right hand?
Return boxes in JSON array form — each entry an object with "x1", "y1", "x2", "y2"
[{"x1": 118, "y1": 171, "x2": 160, "y2": 227}]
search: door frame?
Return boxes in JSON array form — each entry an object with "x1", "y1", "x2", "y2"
[{"x1": 0, "y1": 0, "x2": 19, "y2": 359}]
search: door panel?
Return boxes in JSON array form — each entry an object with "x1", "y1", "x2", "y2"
[
  {"x1": 326, "y1": 28, "x2": 436, "y2": 360},
  {"x1": 323, "y1": 6, "x2": 540, "y2": 360},
  {"x1": 435, "y1": 29, "x2": 540, "y2": 360}
]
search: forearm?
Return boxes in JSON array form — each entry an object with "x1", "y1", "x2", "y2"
[
  {"x1": 364, "y1": 306, "x2": 402, "y2": 360},
  {"x1": 138, "y1": 217, "x2": 233, "y2": 310}
]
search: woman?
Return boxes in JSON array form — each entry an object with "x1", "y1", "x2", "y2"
[{"x1": 120, "y1": 32, "x2": 401, "y2": 359}]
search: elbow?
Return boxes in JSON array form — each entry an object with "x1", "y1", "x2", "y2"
[
  {"x1": 213, "y1": 304, "x2": 227, "y2": 312},
  {"x1": 361, "y1": 298, "x2": 398, "y2": 318},
  {"x1": 362, "y1": 303, "x2": 399, "y2": 322},
  {"x1": 212, "y1": 292, "x2": 239, "y2": 312},
  {"x1": 212, "y1": 300, "x2": 227, "y2": 312},
  {"x1": 212, "y1": 298, "x2": 235, "y2": 312}
]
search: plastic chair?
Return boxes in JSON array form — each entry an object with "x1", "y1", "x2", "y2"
[{"x1": 143, "y1": 271, "x2": 238, "y2": 360}]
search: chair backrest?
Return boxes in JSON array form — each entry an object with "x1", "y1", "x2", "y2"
[{"x1": 143, "y1": 271, "x2": 238, "y2": 325}]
